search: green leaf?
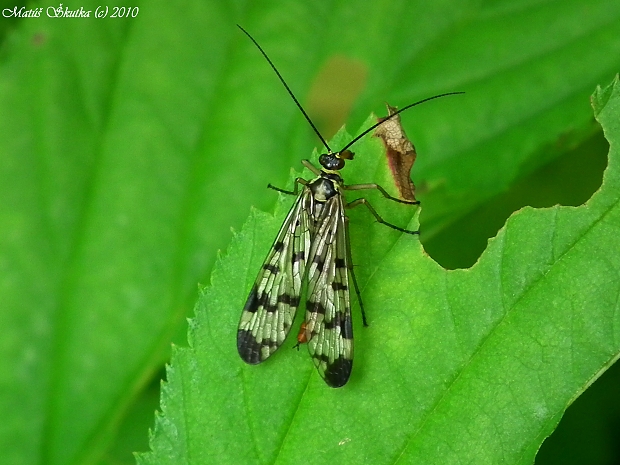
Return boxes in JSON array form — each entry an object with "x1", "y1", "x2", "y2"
[
  {"x1": 1, "y1": 1, "x2": 619, "y2": 464},
  {"x1": 139, "y1": 76, "x2": 620, "y2": 464}
]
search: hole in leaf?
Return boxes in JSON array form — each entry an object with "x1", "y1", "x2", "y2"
[
  {"x1": 535, "y1": 359, "x2": 620, "y2": 465},
  {"x1": 423, "y1": 129, "x2": 609, "y2": 270}
]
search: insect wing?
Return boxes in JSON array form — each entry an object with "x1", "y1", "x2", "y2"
[
  {"x1": 237, "y1": 188, "x2": 313, "y2": 364},
  {"x1": 304, "y1": 195, "x2": 354, "y2": 387}
]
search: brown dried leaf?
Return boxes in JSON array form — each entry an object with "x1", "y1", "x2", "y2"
[{"x1": 374, "y1": 104, "x2": 417, "y2": 201}]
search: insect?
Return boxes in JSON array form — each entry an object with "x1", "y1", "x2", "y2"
[{"x1": 236, "y1": 25, "x2": 462, "y2": 387}]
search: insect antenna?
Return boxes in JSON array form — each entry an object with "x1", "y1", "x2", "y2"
[
  {"x1": 237, "y1": 24, "x2": 332, "y2": 153},
  {"x1": 238, "y1": 25, "x2": 464, "y2": 159},
  {"x1": 338, "y1": 91, "x2": 465, "y2": 154}
]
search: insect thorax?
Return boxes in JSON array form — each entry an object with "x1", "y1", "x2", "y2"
[{"x1": 309, "y1": 172, "x2": 342, "y2": 202}]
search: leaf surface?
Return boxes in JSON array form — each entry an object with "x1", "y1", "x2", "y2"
[
  {"x1": 139, "y1": 77, "x2": 620, "y2": 465},
  {"x1": 0, "y1": 1, "x2": 618, "y2": 464}
]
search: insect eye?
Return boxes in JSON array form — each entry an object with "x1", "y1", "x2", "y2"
[
  {"x1": 319, "y1": 153, "x2": 345, "y2": 170},
  {"x1": 318, "y1": 153, "x2": 329, "y2": 167}
]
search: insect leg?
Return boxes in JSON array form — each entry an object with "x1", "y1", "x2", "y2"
[
  {"x1": 301, "y1": 159, "x2": 322, "y2": 176},
  {"x1": 344, "y1": 183, "x2": 420, "y2": 205},
  {"x1": 344, "y1": 215, "x2": 367, "y2": 326},
  {"x1": 268, "y1": 177, "x2": 309, "y2": 196},
  {"x1": 268, "y1": 160, "x2": 321, "y2": 195},
  {"x1": 346, "y1": 198, "x2": 419, "y2": 235}
]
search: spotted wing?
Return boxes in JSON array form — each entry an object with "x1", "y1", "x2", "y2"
[
  {"x1": 302, "y1": 194, "x2": 353, "y2": 387},
  {"x1": 237, "y1": 188, "x2": 313, "y2": 364}
]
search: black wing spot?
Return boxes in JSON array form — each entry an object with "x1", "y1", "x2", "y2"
[
  {"x1": 237, "y1": 330, "x2": 263, "y2": 364},
  {"x1": 243, "y1": 286, "x2": 259, "y2": 312},
  {"x1": 331, "y1": 282, "x2": 348, "y2": 291},
  {"x1": 278, "y1": 294, "x2": 300, "y2": 307},
  {"x1": 274, "y1": 241, "x2": 284, "y2": 252},
  {"x1": 264, "y1": 302, "x2": 278, "y2": 313},
  {"x1": 313, "y1": 255, "x2": 325, "y2": 272},
  {"x1": 251, "y1": 291, "x2": 277, "y2": 313},
  {"x1": 263, "y1": 263, "x2": 279, "y2": 274},
  {"x1": 334, "y1": 258, "x2": 346, "y2": 268},
  {"x1": 307, "y1": 300, "x2": 326, "y2": 315},
  {"x1": 324, "y1": 357, "x2": 352, "y2": 388},
  {"x1": 292, "y1": 251, "x2": 305, "y2": 263},
  {"x1": 314, "y1": 353, "x2": 330, "y2": 363}
]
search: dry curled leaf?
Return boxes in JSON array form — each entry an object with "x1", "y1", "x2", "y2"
[{"x1": 374, "y1": 103, "x2": 417, "y2": 201}]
